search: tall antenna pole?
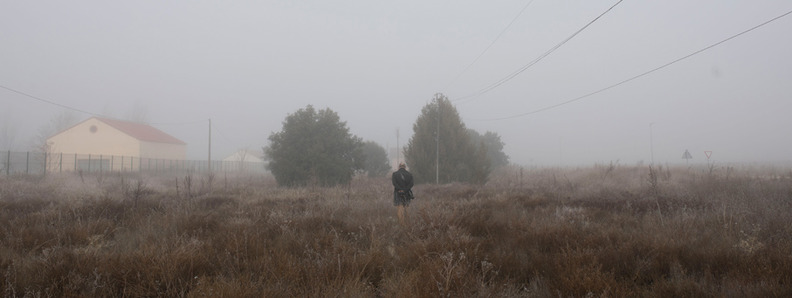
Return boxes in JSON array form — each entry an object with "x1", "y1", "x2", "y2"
[
  {"x1": 649, "y1": 122, "x2": 655, "y2": 165},
  {"x1": 396, "y1": 128, "x2": 400, "y2": 166},
  {"x1": 435, "y1": 94, "x2": 440, "y2": 184},
  {"x1": 208, "y1": 118, "x2": 212, "y2": 172}
]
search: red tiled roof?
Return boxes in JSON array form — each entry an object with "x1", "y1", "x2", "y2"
[{"x1": 96, "y1": 117, "x2": 186, "y2": 145}]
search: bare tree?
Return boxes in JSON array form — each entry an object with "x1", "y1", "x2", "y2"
[
  {"x1": 124, "y1": 102, "x2": 150, "y2": 123},
  {"x1": 0, "y1": 110, "x2": 17, "y2": 150},
  {"x1": 31, "y1": 111, "x2": 79, "y2": 152},
  {"x1": 235, "y1": 148, "x2": 249, "y2": 172}
]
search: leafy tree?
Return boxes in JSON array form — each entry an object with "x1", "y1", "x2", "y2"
[
  {"x1": 265, "y1": 105, "x2": 364, "y2": 187},
  {"x1": 361, "y1": 141, "x2": 390, "y2": 178},
  {"x1": 467, "y1": 129, "x2": 509, "y2": 169},
  {"x1": 404, "y1": 93, "x2": 490, "y2": 184}
]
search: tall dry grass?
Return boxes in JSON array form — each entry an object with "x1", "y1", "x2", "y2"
[{"x1": 0, "y1": 164, "x2": 790, "y2": 297}]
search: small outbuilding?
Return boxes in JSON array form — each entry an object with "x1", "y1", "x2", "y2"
[
  {"x1": 222, "y1": 149, "x2": 266, "y2": 172},
  {"x1": 46, "y1": 117, "x2": 186, "y2": 171}
]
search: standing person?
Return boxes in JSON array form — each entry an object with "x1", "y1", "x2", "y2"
[{"x1": 392, "y1": 162, "x2": 414, "y2": 225}]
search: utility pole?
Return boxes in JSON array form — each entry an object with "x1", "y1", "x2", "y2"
[
  {"x1": 435, "y1": 94, "x2": 441, "y2": 184},
  {"x1": 396, "y1": 128, "x2": 400, "y2": 166},
  {"x1": 208, "y1": 118, "x2": 212, "y2": 172},
  {"x1": 649, "y1": 122, "x2": 655, "y2": 165}
]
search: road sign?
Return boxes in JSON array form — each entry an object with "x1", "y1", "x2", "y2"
[
  {"x1": 682, "y1": 150, "x2": 692, "y2": 160},
  {"x1": 704, "y1": 151, "x2": 712, "y2": 159}
]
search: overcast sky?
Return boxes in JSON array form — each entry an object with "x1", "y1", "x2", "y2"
[{"x1": 2, "y1": 1, "x2": 791, "y2": 166}]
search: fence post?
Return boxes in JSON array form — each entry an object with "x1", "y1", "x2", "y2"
[
  {"x1": 6, "y1": 150, "x2": 10, "y2": 175},
  {"x1": 26, "y1": 151, "x2": 29, "y2": 174}
]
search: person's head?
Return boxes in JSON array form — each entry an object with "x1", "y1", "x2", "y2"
[{"x1": 399, "y1": 162, "x2": 406, "y2": 169}]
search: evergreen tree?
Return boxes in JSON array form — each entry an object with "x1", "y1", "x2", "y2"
[
  {"x1": 265, "y1": 105, "x2": 363, "y2": 187},
  {"x1": 468, "y1": 129, "x2": 510, "y2": 169},
  {"x1": 361, "y1": 141, "x2": 390, "y2": 178},
  {"x1": 404, "y1": 93, "x2": 490, "y2": 184}
]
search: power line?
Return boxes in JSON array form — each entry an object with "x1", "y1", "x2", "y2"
[
  {"x1": 1, "y1": 84, "x2": 108, "y2": 117},
  {"x1": 1, "y1": 83, "x2": 207, "y2": 126},
  {"x1": 443, "y1": 0, "x2": 537, "y2": 92},
  {"x1": 454, "y1": 0, "x2": 624, "y2": 103},
  {"x1": 473, "y1": 8, "x2": 792, "y2": 121},
  {"x1": 211, "y1": 121, "x2": 237, "y2": 144},
  {"x1": 147, "y1": 119, "x2": 210, "y2": 126}
]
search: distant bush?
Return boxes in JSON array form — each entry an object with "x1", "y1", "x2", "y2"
[
  {"x1": 265, "y1": 105, "x2": 363, "y2": 187},
  {"x1": 361, "y1": 141, "x2": 390, "y2": 178}
]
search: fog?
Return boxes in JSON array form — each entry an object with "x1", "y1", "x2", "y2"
[{"x1": 2, "y1": 1, "x2": 791, "y2": 166}]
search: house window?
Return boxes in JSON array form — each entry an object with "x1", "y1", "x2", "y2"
[{"x1": 90, "y1": 125, "x2": 98, "y2": 133}]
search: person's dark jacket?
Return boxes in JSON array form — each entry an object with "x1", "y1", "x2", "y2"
[{"x1": 392, "y1": 168, "x2": 413, "y2": 192}]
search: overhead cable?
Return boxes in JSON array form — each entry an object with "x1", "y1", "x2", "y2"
[
  {"x1": 443, "y1": 0, "x2": 537, "y2": 92},
  {"x1": 1, "y1": 83, "x2": 205, "y2": 126},
  {"x1": 454, "y1": 0, "x2": 624, "y2": 103},
  {"x1": 1, "y1": 84, "x2": 107, "y2": 117},
  {"x1": 473, "y1": 8, "x2": 792, "y2": 121}
]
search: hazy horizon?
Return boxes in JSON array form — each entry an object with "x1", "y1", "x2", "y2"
[{"x1": 2, "y1": 1, "x2": 791, "y2": 166}]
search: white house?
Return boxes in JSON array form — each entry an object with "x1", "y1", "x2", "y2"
[
  {"x1": 46, "y1": 117, "x2": 186, "y2": 171},
  {"x1": 222, "y1": 149, "x2": 265, "y2": 172}
]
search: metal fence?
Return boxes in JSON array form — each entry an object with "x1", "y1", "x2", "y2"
[{"x1": 1, "y1": 151, "x2": 267, "y2": 175}]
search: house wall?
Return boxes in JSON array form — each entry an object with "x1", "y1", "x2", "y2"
[
  {"x1": 47, "y1": 118, "x2": 142, "y2": 171},
  {"x1": 47, "y1": 118, "x2": 141, "y2": 156},
  {"x1": 221, "y1": 150, "x2": 265, "y2": 173},
  {"x1": 140, "y1": 141, "x2": 186, "y2": 161},
  {"x1": 222, "y1": 150, "x2": 264, "y2": 163}
]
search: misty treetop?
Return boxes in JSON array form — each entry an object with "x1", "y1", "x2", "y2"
[
  {"x1": 467, "y1": 129, "x2": 509, "y2": 169},
  {"x1": 361, "y1": 141, "x2": 390, "y2": 178},
  {"x1": 265, "y1": 105, "x2": 364, "y2": 187},
  {"x1": 404, "y1": 93, "x2": 491, "y2": 185}
]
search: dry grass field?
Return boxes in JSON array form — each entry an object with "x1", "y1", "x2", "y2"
[{"x1": 1, "y1": 163, "x2": 791, "y2": 297}]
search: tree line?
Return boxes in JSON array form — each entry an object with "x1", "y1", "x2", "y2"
[{"x1": 264, "y1": 93, "x2": 509, "y2": 187}]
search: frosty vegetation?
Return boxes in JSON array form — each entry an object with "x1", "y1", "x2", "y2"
[{"x1": 1, "y1": 164, "x2": 790, "y2": 296}]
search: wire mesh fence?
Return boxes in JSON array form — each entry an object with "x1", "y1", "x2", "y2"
[{"x1": 1, "y1": 151, "x2": 266, "y2": 175}]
